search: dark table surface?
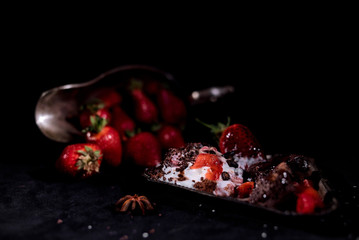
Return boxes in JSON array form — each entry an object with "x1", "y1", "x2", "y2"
[{"x1": 3, "y1": 44, "x2": 359, "y2": 239}]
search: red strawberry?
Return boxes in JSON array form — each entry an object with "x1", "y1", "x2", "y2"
[
  {"x1": 157, "y1": 88, "x2": 187, "y2": 124},
  {"x1": 91, "y1": 88, "x2": 122, "y2": 108},
  {"x1": 157, "y1": 125, "x2": 185, "y2": 149},
  {"x1": 111, "y1": 106, "x2": 135, "y2": 141},
  {"x1": 197, "y1": 118, "x2": 264, "y2": 158},
  {"x1": 131, "y1": 89, "x2": 158, "y2": 124},
  {"x1": 296, "y1": 186, "x2": 324, "y2": 214},
  {"x1": 237, "y1": 181, "x2": 255, "y2": 198},
  {"x1": 219, "y1": 124, "x2": 264, "y2": 158},
  {"x1": 85, "y1": 117, "x2": 122, "y2": 167},
  {"x1": 125, "y1": 132, "x2": 161, "y2": 167},
  {"x1": 144, "y1": 79, "x2": 161, "y2": 96},
  {"x1": 80, "y1": 107, "x2": 111, "y2": 129},
  {"x1": 191, "y1": 153, "x2": 223, "y2": 181},
  {"x1": 56, "y1": 143, "x2": 103, "y2": 178}
]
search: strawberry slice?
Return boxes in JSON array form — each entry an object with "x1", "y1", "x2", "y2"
[
  {"x1": 191, "y1": 153, "x2": 223, "y2": 181},
  {"x1": 237, "y1": 181, "x2": 255, "y2": 198},
  {"x1": 296, "y1": 186, "x2": 324, "y2": 214}
]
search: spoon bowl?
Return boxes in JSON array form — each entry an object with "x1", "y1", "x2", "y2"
[{"x1": 35, "y1": 65, "x2": 234, "y2": 143}]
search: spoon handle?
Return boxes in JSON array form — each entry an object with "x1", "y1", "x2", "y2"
[{"x1": 189, "y1": 86, "x2": 235, "y2": 105}]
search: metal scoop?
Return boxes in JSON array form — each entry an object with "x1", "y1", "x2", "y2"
[{"x1": 35, "y1": 65, "x2": 234, "y2": 143}]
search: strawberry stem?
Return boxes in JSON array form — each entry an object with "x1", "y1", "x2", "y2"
[
  {"x1": 82, "y1": 115, "x2": 108, "y2": 133},
  {"x1": 128, "y1": 78, "x2": 144, "y2": 91},
  {"x1": 125, "y1": 128, "x2": 142, "y2": 138},
  {"x1": 196, "y1": 117, "x2": 230, "y2": 140},
  {"x1": 150, "y1": 123, "x2": 162, "y2": 132},
  {"x1": 80, "y1": 98, "x2": 105, "y2": 113},
  {"x1": 76, "y1": 145, "x2": 102, "y2": 174}
]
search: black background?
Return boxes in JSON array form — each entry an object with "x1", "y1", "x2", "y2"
[{"x1": 2, "y1": 15, "x2": 358, "y2": 239}]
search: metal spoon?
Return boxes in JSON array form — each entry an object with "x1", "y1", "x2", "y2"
[{"x1": 35, "y1": 65, "x2": 234, "y2": 143}]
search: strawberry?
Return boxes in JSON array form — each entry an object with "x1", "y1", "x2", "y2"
[
  {"x1": 296, "y1": 186, "x2": 324, "y2": 214},
  {"x1": 85, "y1": 116, "x2": 122, "y2": 167},
  {"x1": 91, "y1": 88, "x2": 122, "y2": 108},
  {"x1": 219, "y1": 124, "x2": 264, "y2": 158},
  {"x1": 111, "y1": 106, "x2": 135, "y2": 141},
  {"x1": 237, "y1": 181, "x2": 255, "y2": 198},
  {"x1": 197, "y1": 118, "x2": 264, "y2": 158},
  {"x1": 56, "y1": 143, "x2": 103, "y2": 178},
  {"x1": 157, "y1": 88, "x2": 187, "y2": 124},
  {"x1": 125, "y1": 132, "x2": 161, "y2": 167},
  {"x1": 131, "y1": 89, "x2": 158, "y2": 124},
  {"x1": 191, "y1": 153, "x2": 223, "y2": 181},
  {"x1": 80, "y1": 107, "x2": 111, "y2": 129},
  {"x1": 157, "y1": 125, "x2": 185, "y2": 149},
  {"x1": 144, "y1": 79, "x2": 161, "y2": 96}
]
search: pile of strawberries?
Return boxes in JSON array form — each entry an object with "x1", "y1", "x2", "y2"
[{"x1": 56, "y1": 78, "x2": 186, "y2": 178}]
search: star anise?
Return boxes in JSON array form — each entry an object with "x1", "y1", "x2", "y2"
[{"x1": 115, "y1": 194, "x2": 154, "y2": 215}]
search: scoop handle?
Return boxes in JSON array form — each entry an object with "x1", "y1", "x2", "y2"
[{"x1": 189, "y1": 86, "x2": 235, "y2": 105}]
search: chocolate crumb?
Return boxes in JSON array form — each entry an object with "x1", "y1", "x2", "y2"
[
  {"x1": 227, "y1": 160, "x2": 238, "y2": 168},
  {"x1": 177, "y1": 172, "x2": 187, "y2": 181},
  {"x1": 221, "y1": 172, "x2": 230, "y2": 180},
  {"x1": 194, "y1": 179, "x2": 217, "y2": 193}
]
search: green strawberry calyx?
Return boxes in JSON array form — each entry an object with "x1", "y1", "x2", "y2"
[
  {"x1": 76, "y1": 145, "x2": 102, "y2": 174},
  {"x1": 196, "y1": 117, "x2": 231, "y2": 140},
  {"x1": 128, "y1": 78, "x2": 144, "y2": 91},
  {"x1": 80, "y1": 98, "x2": 105, "y2": 113},
  {"x1": 82, "y1": 115, "x2": 108, "y2": 134}
]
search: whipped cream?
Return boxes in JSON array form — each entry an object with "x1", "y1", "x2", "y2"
[{"x1": 158, "y1": 145, "x2": 264, "y2": 197}]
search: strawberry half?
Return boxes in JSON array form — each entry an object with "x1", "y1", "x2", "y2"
[
  {"x1": 191, "y1": 153, "x2": 223, "y2": 181},
  {"x1": 85, "y1": 116, "x2": 122, "y2": 167},
  {"x1": 56, "y1": 143, "x2": 103, "y2": 178},
  {"x1": 125, "y1": 132, "x2": 161, "y2": 167}
]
